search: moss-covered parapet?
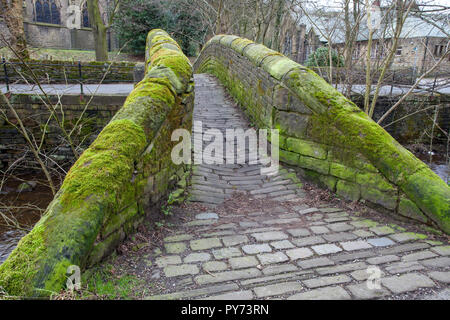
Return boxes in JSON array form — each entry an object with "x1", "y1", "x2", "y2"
[
  {"x1": 194, "y1": 35, "x2": 450, "y2": 234},
  {"x1": 0, "y1": 29, "x2": 194, "y2": 297}
]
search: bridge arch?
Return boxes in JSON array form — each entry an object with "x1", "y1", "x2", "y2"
[{"x1": 194, "y1": 35, "x2": 450, "y2": 234}]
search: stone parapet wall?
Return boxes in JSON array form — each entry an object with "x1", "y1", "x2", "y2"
[
  {"x1": 194, "y1": 35, "x2": 449, "y2": 234},
  {"x1": 0, "y1": 29, "x2": 194, "y2": 297}
]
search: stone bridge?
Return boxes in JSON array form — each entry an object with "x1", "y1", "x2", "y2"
[{"x1": 0, "y1": 30, "x2": 448, "y2": 299}]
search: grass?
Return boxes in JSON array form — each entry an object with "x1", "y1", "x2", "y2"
[{"x1": 51, "y1": 262, "x2": 144, "y2": 300}]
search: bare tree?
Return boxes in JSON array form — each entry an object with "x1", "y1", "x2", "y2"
[{"x1": 0, "y1": 0, "x2": 29, "y2": 60}]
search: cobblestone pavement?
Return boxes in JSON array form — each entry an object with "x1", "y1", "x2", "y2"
[{"x1": 142, "y1": 74, "x2": 450, "y2": 300}]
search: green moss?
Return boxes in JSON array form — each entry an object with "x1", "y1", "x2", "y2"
[
  {"x1": 0, "y1": 221, "x2": 46, "y2": 296},
  {"x1": 330, "y1": 163, "x2": 357, "y2": 182},
  {"x1": 286, "y1": 137, "x2": 327, "y2": 160},
  {"x1": 61, "y1": 119, "x2": 146, "y2": 208},
  {"x1": 336, "y1": 180, "x2": 360, "y2": 201}
]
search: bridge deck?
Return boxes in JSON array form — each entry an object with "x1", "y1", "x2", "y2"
[{"x1": 109, "y1": 74, "x2": 449, "y2": 300}]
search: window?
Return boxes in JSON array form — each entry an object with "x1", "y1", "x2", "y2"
[
  {"x1": 284, "y1": 34, "x2": 292, "y2": 56},
  {"x1": 395, "y1": 46, "x2": 402, "y2": 56},
  {"x1": 82, "y1": 1, "x2": 90, "y2": 28},
  {"x1": 34, "y1": 0, "x2": 61, "y2": 25},
  {"x1": 434, "y1": 45, "x2": 445, "y2": 57}
]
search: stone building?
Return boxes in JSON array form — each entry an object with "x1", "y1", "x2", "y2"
[
  {"x1": 0, "y1": 0, "x2": 119, "y2": 51},
  {"x1": 280, "y1": 7, "x2": 449, "y2": 76}
]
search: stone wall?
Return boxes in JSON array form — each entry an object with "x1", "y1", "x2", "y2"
[
  {"x1": 0, "y1": 94, "x2": 125, "y2": 171},
  {"x1": 0, "y1": 29, "x2": 194, "y2": 297},
  {"x1": 0, "y1": 60, "x2": 136, "y2": 84},
  {"x1": 194, "y1": 35, "x2": 449, "y2": 235}
]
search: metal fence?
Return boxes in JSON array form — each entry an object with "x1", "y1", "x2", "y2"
[{"x1": 1, "y1": 58, "x2": 136, "y2": 94}]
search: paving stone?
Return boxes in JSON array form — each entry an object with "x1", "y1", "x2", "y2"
[
  {"x1": 323, "y1": 232, "x2": 358, "y2": 242},
  {"x1": 351, "y1": 219, "x2": 378, "y2": 228},
  {"x1": 311, "y1": 244, "x2": 343, "y2": 255},
  {"x1": 288, "y1": 286, "x2": 351, "y2": 300},
  {"x1": 389, "y1": 232, "x2": 427, "y2": 243},
  {"x1": 156, "y1": 255, "x2": 182, "y2": 267},
  {"x1": 212, "y1": 247, "x2": 242, "y2": 259},
  {"x1": 254, "y1": 281, "x2": 303, "y2": 298},
  {"x1": 385, "y1": 261, "x2": 425, "y2": 274},
  {"x1": 165, "y1": 242, "x2": 187, "y2": 254},
  {"x1": 164, "y1": 234, "x2": 193, "y2": 242},
  {"x1": 242, "y1": 243, "x2": 272, "y2": 254},
  {"x1": 185, "y1": 219, "x2": 217, "y2": 227},
  {"x1": 146, "y1": 283, "x2": 239, "y2": 300},
  {"x1": 251, "y1": 231, "x2": 288, "y2": 241},
  {"x1": 367, "y1": 237, "x2": 395, "y2": 247},
  {"x1": 340, "y1": 240, "x2": 372, "y2": 251},
  {"x1": 401, "y1": 250, "x2": 438, "y2": 262},
  {"x1": 258, "y1": 252, "x2": 289, "y2": 265},
  {"x1": 190, "y1": 238, "x2": 222, "y2": 250},
  {"x1": 204, "y1": 230, "x2": 236, "y2": 237},
  {"x1": 285, "y1": 248, "x2": 314, "y2": 260},
  {"x1": 325, "y1": 217, "x2": 351, "y2": 223},
  {"x1": 310, "y1": 226, "x2": 330, "y2": 234},
  {"x1": 239, "y1": 221, "x2": 260, "y2": 228},
  {"x1": 330, "y1": 250, "x2": 376, "y2": 263},
  {"x1": 381, "y1": 273, "x2": 435, "y2": 294},
  {"x1": 203, "y1": 261, "x2": 228, "y2": 272},
  {"x1": 367, "y1": 255, "x2": 400, "y2": 265},
  {"x1": 262, "y1": 264, "x2": 299, "y2": 275},
  {"x1": 184, "y1": 252, "x2": 212, "y2": 263},
  {"x1": 164, "y1": 264, "x2": 200, "y2": 277},
  {"x1": 347, "y1": 283, "x2": 390, "y2": 299},
  {"x1": 292, "y1": 236, "x2": 326, "y2": 247},
  {"x1": 195, "y1": 212, "x2": 219, "y2": 220},
  {"x1": 297, "y1": 207, "x2": 319, "y2": 215},
  {"x1": 420, "y1": 257, "x2": 450, "y2": 268},
  {"x1": 303, "y1": 275, "x2": 351, "y2": 288},
  {"x1": 215, "y1": 223, "x2": 236, "y2": 230},
  {"x1": 428, "y1": 271, "x2": 450, "y2": 284},
  {"x1": 229, "y1": 256, "x2": 259, "y2": 269},
  {"x1": 350, "y1": 269, "x2": 385, "y2": 281},
  {"x1": 431, "y1": 245, "x2": 450, "y2": 256},
  {"x1": 352, "y1": 230, "x2": 375, "y2": 238},
  {"x1": 221, "y1": 235, "x2": 249, "y2": 246},
  {"x1": 243, "y1": 227, "x2": 281, "y2": 234},
  {"x1": 378, "y1": 243, "x2": 430, "y2": 255},
  {"x1": 195, "y1": 268, "x2": 262, "y2": 285},
  {"x1": 328, "y1": 223, "x2": 354, "y2": 232},
  {"x1": 271, "y1": 240, "x2": 295, "y2": 249},
  {"x1": 319, "y1": 207, "x2": 344, "y2": 213},
  {"x1": 263, "y1": 218, "x2": 301, "y2": 225},
  {"x1": 316, "y1": 262, "x2": 367, "y2": 275},
  {"x1": 369, "y1": 226, "x2": 395, "y2": 236},
  {"x1": 287, "y1": 228, "x2": 311, "y2": 237},
  {"x1": 202, "y1": 290, "x2": 254, "y2": 300},
  {"x1": 293, "y1": 204, "x2": 309, "y2": 211},
  {"x1": 297, "y1": 257, "x2": 334, "y2": 269}
]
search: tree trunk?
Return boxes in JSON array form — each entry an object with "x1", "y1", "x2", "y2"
[
  {"x1": 87, "y1": 0, "x2": 108, "y2": 61},
  {"x1": 0, "y1": 0, "x2": 30, "y2": 60}
]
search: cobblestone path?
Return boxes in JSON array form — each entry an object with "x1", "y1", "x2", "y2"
[{"x1": 144, "y1": 74, "x2": 450, "y2": 300}]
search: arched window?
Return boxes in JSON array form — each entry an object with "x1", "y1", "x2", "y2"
[
  {"x1": 43, "y1": 0, "x2": 51, "y2": 22},
  {"x1": 50, "y1": 0, "x2": 60, "y2": 25},
  {"x1": 34, "y1": 0, "x2": 61, "y2": 25},
  {"x1": 35, "y1": 0, "x2": 44, "y2": 22},
  {"x1": 82, "y1": 1, "x2": 90, "y2": 28}
]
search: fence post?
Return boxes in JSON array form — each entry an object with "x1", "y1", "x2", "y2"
[
  {"x1": 2, "y1": 58, "x2": 10, "y2": 93},
  {"x1": 78, "y1": 60, "x2": 83, "y2": 96}
]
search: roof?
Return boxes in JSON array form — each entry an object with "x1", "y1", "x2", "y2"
[{"x1": 294, "y1": 10, "x2": 448, "y2": 44}]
